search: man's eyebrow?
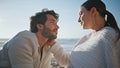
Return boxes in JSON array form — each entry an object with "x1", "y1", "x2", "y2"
[{"x1": 48, "y1": 19, "x2": 57, "y2": 21}]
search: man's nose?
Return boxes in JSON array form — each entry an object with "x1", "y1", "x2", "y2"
[{"x1": 78, "y1": 17, "x2": 81, "y2": 22}]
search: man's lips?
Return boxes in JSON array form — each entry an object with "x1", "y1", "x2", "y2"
[{"x1": 80, "y1": 22, "x2": 84, "y2": 26}]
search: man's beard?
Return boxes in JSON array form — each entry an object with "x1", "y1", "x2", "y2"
[{"x1": 41, "y1": 26, "x2": 57, "y2": 40}]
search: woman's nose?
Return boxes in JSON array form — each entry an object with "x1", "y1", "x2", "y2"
[{"x1": 56, "y1": 24, "x2": 59, "y2": 29}]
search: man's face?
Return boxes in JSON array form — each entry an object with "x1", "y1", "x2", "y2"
[{"x1": 41, "y1": 14, "x2": 59, "y2": 40}]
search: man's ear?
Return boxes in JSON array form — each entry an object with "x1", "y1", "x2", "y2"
[
  {"x1": 36, "y1": 24, "x2": 43, "y2": 30},
  {"x1": 90, "y1": 7, "x2": 98, "y2": 16}
]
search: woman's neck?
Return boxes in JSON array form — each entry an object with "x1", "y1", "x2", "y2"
[{"x1": 92, "y1": 16, "x2": 105, "y2": 32}]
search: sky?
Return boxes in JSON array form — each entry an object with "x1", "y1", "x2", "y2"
[{"x1": 0, "y1": 0, "x2": 120, "y2": 39}]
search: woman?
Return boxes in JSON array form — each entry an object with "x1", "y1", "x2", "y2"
[{"x1": 50, "y1": 0, "x2": 120, "y2": 68}]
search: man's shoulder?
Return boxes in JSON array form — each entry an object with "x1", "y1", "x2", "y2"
[
  {"x1": 12, "y1": 30, "x2": 36, "y2": 41},
  {"x1": 6, "y1": 30, "x2": 38, "y2": 49},
  {"x1": 18, "y1": 30, "x2": 35, "y2": 37}
]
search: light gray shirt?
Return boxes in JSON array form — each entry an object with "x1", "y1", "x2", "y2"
[{"x1": 0, "y1": 30, "x2": 52, "y2": 68}]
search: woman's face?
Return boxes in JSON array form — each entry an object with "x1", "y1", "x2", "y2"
[{"x1": 78, "y1": 6, "x2": 94, "y2": 29}]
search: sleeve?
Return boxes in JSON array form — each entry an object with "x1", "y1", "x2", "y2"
[
  {"x1": 8, "y1": 38, "x2": 34, "y2": 68},
  {"x1": 50, "y1": 42, "x2": 70, "y2": 66}
]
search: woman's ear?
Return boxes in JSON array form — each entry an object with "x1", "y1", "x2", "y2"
[
  {"x1": 90, "y1": 7, "x2": 98, "y2": 16},
  {"x1": 36, "y1": 24, "x2": 43, "y2": 30}
]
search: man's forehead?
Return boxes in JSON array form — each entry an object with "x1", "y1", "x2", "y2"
[{"x1": 47, "y1": 14, "x2": 56, "y2": 21}]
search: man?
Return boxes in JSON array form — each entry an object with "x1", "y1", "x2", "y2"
[{"x1": 0, "y1": 9, "x2": 59, "y2": 68}]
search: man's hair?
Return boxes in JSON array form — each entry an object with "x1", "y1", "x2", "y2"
[{"x1": 30, "y1": 8, "x2": 59, "y2": 33}]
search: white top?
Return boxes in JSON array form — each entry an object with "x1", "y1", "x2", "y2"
[
  {"x1": 51, "y1": 27, "x2": 119, "y2": 68},
  {"x1": 0, "y1": 30, "x2": 52, "y2": 68}
]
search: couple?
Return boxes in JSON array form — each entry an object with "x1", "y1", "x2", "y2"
[{"x1": 0, "y1": 0, "x2": 120, "y2": 68}]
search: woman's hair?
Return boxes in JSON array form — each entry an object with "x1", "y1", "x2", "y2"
[
  {"x1": 81, "y1": 0, "x2": 120, "y2": 41},
  {"x1": 30, "y1": 8, "x2": 59, "y2": 33}
]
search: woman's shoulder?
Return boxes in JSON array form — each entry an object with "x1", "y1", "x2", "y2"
[
  {"x1": 99, "y1": 27, "x2": 117, "y2": 36},
  {"x1": 101, "y1": 27, "x2": 116, "y2": 34},
  {"x1": 97, "y1": 27, "x2": 118, "y2": 41}
]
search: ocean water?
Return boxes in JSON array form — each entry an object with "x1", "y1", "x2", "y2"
[
  {"x1": 56, "y1": 39, "x2": 78, "y2": 52},
  {"x1": 0, "y1": 38, "x2": 79, "y2": 52},
  {"x1": 0, "y1": 39, "x2": 8, "y2": 50}
]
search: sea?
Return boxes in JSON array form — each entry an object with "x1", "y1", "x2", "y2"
[{"x1": 0, "y1": 38, "x2": 79, "y2": 52}]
